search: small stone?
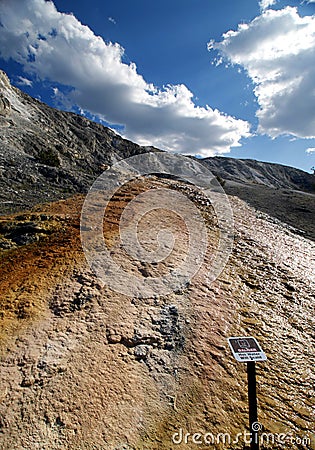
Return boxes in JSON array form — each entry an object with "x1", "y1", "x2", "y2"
[
  {"x1": 169, "y1": 305, "x2": 178, "y2": 316},
  {"x1": 107, "y1": 334, "x2": 121, "y2": 344},
  {"x1": 134, "y1": 345, "x2": 150, "y2": 360},
  {"x1": 21, "y1": 376, "x2": 35, "y2": 387}
]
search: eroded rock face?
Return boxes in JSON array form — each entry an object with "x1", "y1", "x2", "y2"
[
  {"x1": 0, "y1": 71, "x2": 12, "y2": 121},
  {"x1": 0, "y1": 69, "x2": 160, "y2": 214},
  {"x1": 0, "y1": 93, "x2": 11, "y2": 116},
  {"x1": 0, "y1": 69, "x2": 11, "y2": 89}
]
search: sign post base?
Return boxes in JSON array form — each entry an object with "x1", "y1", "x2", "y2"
[{"x1": 227, "y1": 337, "x2": 267, "y2": 450}]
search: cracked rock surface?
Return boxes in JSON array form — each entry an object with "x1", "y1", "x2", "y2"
[{"x1": 0, "y1": 178, "x2": 314, "y2": 450}]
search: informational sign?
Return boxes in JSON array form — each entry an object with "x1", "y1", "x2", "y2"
[{"x1": 227, "y1": 336, "x2": 267, "y2": 363}]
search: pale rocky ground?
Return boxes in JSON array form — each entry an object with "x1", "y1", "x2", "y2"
[{"x1": 0, "y1": 178, "x2": 314, "y2": 450}]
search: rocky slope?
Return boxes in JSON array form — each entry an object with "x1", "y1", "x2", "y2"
[
  {"x1": 0, "y1": 180, "x2": 314, "y2": 449},
  {"x1": 0, "y1": 69, "x2": 314, "y2": 449},
  {"x1": 0, "y1": 70, "x2": 157, "y2": 214},
  {"x1": 202, "y1": 156, "x2": 314, "y2": 192},
  {"x1": 0, "y1": 67, "x2": 314, "y2": 239},
  {"x1": 201, "y1": 158, "x2": 315, "y2": 241}
]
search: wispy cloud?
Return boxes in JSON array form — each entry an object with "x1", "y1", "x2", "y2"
[
  {"x1": 306, "y1": 147, "x2": 315, "y2": 153},
  {"x1": 259, "y1": 0, "x2": 277, "y2": 12},
  {"x1": 208, "y1": 7, "x2": 315, "y2": 140},
  {"x1": 16, "y1": 75, "x2": 33, "y2": 87},
  {"x1": 108, "y1": 17, "x2": 116, "y2": 25},
  {"x1": 0, "y1": 0, "x2": 250, "y2": 156}
]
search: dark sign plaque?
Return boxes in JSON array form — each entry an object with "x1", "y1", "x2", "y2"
[{"x1": 227, "y1": 336, "x2": 267, "y2": 362}]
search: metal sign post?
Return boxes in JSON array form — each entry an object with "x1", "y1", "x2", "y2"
[
  {"x1": 227, "y1": 337, "x2": 267, "y2": 450},
  {"x1": 247, "y1": 361, "x2": 259, "y2": 449}
]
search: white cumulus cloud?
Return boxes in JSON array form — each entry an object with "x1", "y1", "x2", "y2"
[
  {"x1": 0, "y1": 0, "x2": 250, "y2": 156},
  {"x1": 306, "y1": 147, "x2": 315, "y2": 153},
  {"x1": 208, "y1": 7, "x2": 315, "y2": 140}
]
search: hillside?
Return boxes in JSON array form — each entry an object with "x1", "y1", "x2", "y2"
[
  {"x1": 0, "y1": 70, "x2": 158, "y2": 214},
  {"x1": 202, "y1": 156, "x2": 314, "y2": 192},
  {"x1": 1, "y1": 68, "x2": 314, "y2": 243},
  {"x1": 0, "y1": 69, "x2": 314, "y2": 449},
  {"x1": 200, "y1": 157, "x2": 315, "y2": 241}
]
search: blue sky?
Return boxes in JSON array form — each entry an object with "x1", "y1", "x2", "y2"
[{"x1": 1, "y1": 0, "x2": 315, "y2": 172}]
